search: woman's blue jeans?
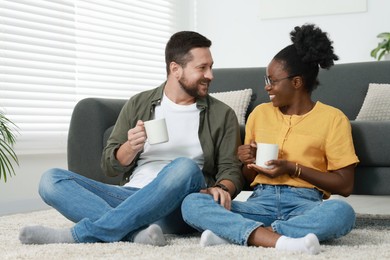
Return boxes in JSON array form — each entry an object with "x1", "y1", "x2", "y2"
[
  {"x1": 39, "y1": 157, "x2": 205, "y2": 243},
  {"x1": 182, "y1": 184, "x2": 356, "y2": 245}
]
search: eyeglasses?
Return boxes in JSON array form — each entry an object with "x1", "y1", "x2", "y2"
[{"x1": 264, "y1": 75, "x2": 298, "y2": 86}]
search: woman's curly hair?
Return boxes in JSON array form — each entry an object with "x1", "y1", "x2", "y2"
[{"x1": 274, "y1": 24, "x2": 339, "y2": 92}]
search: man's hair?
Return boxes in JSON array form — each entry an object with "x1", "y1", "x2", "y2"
[{"x1": 165, "y1": 31, "x2": 212, "y2": 75}]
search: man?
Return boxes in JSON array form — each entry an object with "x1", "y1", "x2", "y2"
[{"x1": 19, "y1": 31, "x2": 244, "y2": 245}]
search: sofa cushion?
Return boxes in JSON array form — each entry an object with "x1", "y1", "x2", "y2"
[
  {"x1": 210, "y1": 88, "x2": 253, "y2": 125},
  {"x1": 355, "y1": 83, "x2": 390, "y2": 121}
]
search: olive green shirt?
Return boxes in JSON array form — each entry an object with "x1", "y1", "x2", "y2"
[{"x1": 101, "y1": 83, "x2": 244, "y2": 197}]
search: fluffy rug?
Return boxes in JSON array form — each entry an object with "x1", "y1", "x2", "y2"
[{"x1": 1, "y1": 209, "x2": 389, "y2": 260}]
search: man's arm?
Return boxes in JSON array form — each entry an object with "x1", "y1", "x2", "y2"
[
  {"x1": 101, "y1": 100, "x2": 136, "y2": 177},
  {"x1": 115, "y1": 120, "x2": 146, "y2": 166},
  {"x1": 202, "y1": 106, "x2": 244, "y2": 210}
]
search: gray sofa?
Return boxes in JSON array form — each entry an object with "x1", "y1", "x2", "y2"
[{"x1": 68, "y1": 61, "x2": 390, "y2": 195}]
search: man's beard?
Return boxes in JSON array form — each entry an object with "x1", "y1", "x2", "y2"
[{"x1": 178, "y1": 78, "x2": 210, "y2": 98}]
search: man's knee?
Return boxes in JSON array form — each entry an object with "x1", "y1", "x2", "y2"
[
  {"x1": 164, "y1": 157, "x2": 204, "y2": 187},
  {"x1": 38, "y1": 168, "x2": 69, "y2": 202},
  {"x1": 171, "y1": 157, "x2": 201, "y2": 175}
]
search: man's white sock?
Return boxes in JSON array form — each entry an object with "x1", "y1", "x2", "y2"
[
  {"x1": 200, "y1": 230, "x2": 231, "y2": 247},
  {"x1": 133, "y1": 224, "x2": 167, "y2": 246},
  {"x1": 275, "y1": 233, "x2": 320, "y2": 255}
]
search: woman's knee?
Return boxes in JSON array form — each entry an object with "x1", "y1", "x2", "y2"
[
  {"x1": 181, "y1": 193, "x2": 210, "y2": 220},
  {"x1": 327, "y1": 199, "x2": 355, "y2": 220},
  {"x1": 182, "y1": 193, "x2": 203, "y2": 207},
  {"x1": 321, "y1": 199, "x2": 356, "y2": 239}
]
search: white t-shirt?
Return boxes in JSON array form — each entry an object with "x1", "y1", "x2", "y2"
[{"x1": 125, "y1": 93, "x2": 204, "y2": 188}]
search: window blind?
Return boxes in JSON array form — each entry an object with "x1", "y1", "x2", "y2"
[{"x1": 0, "y1": 0, "x2": 176, "y2": 154}]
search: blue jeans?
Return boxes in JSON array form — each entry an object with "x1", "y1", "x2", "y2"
[
  {"x1": 182, "y1": 184, "x2": 355, "y2": 245},
  {"x1": 39, "y1": 157, "x2": 206, "y2": 243}
]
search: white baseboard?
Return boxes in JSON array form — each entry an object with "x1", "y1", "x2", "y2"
[{"x1": 0, "y1": 198, "x2": 50, "y2": 216}]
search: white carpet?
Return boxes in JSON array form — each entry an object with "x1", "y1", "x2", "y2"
[{"x1": 1, "y1": 209, "x2": 389, "y2": 260}]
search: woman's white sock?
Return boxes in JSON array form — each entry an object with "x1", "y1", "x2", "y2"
[
  {"x1": 200, "y1": 230, "x2": 231, "y2": 247},
  {"x1": 275, "y1": 233, "x2": 320, "y2": 255}
]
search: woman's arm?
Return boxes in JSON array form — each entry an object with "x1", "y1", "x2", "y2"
[
  {"x1": 237, "y1": 141, "x2": 258, "y2": 185},
  {"x1": 242, "y1": 165, "x2": 257, "y2": 184},
  {"x1": 248, "y1": 161, "x2": 355, "y2": 197},
  {"x1": 294, "y1": 163, "x2": 355, "y2": 197}
]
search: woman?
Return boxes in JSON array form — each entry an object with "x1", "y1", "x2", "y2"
[{"x1": 181, "y1": 24, "x2": 359, "y2": 255}]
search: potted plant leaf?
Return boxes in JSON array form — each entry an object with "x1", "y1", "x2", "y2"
[
  {"x1": 0, "y1": 111, "x2": 19, "y2": 182},
  {"x1": 371, "y1": 32, "x2": 390, "y2": 61}
]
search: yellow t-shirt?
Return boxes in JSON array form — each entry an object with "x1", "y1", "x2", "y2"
[{"x1": 245, "y1": 101, "x2": 359, "y2": 198}]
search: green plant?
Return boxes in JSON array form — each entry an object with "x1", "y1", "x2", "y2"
[
  {"x1": 0, "y1": 111, "x2": 19, "y2": 182},
  {"x1": 371, "y1": 32, "x2": 390, "y2": 61}
]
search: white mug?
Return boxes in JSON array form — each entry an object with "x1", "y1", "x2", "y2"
[
  {"x1": 256, "y1": 143, "x2": 279, "y2": 169},
  {"x1": 144, "y1": 118, "x2": 169, "y2": 145}
]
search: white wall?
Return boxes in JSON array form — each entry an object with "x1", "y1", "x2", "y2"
[
  {"x1": 0, "y1": 153, "x2": 67, "y2": 215},
  {"x1": 191, "y1": 0, "x2": 390, "y2": 68}
]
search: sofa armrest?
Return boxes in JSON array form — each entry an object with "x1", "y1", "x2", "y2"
[
  {"x1": 351, "y1": 120, "x2": 390, "y2": 195},
  {"x1": 351, "y1": 120, "x2": 390, "y2": 166},
  {"x1": 67, "y1": 98, "x2": 127, "y2": 184}
]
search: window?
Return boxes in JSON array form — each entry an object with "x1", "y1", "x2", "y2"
[{"x1": 0, "y1": 0, "x2": 178, "y2": 154}]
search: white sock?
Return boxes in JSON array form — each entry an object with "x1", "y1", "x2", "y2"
[
  {"x1": 19, "y1": 225, "x2": 75, "y2": 244},
  {"x1": 200, "y1": 230, "x2": 231, "y2": 247},
  {"x1": 133, "y1": 224, "x2": 166, "y2": 246},
  {"x1": 275, "y1": 233, "x2": 320, "y2": 255}
]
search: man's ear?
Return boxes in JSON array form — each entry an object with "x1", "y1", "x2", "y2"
[{"x1": 169, "y1": 62, "x2": 181, "y2": 79}]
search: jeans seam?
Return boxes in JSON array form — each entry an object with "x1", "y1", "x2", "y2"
[
  {"x1": 270, "y1": 221, "x2": 279, "y2": 234},
  {"x1": 71, "y1": 227, "x2": 80, "y2": 243},
  {"x1": 69, "y1": 176, "x2": 131, "y2": 201}
]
